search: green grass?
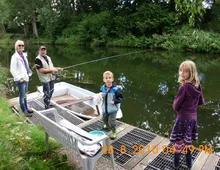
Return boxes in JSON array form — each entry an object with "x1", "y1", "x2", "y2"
[{"x1": 0, "y1": 98, "x2": 75, "y2": 170}]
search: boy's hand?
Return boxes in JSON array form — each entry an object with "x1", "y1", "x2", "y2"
[
  {"x1": 94, "y1": 93, "x2": 103, "y2": 104},
  {"x1": 98, "y1": 92, "x2": 103, "y2": 98},
  {"x1": 111, "y1": 101, "x2": 114, "y2": 104}
]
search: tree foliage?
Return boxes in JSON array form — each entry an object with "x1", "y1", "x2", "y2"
[
  {"x1": 1, "y1": 0, "x2": 218, "y2": 42},
  {"x1": 174, "y1": 0, "x2": 206, "y2": 26},
  {"x1": 204, "y1": 0, "x2": 220, "y2": 32},
  {"x1": 0, "y1": 0, "x2": 8, "y2": 35}
]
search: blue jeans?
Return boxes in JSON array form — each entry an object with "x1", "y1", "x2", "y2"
[
  {"x1": 43, "y1": 80, "x2": 54, "y2": 108},
  {"x1": 16, "y1": 81, "x2": 28, "y2": 113}
]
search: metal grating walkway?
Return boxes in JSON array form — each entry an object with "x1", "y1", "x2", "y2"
[
  {"x1": 144, "y1": 143, "x2": 200, "y2": 170},
  {"x1": 82, "y1": 120, "x2": 124, "y2": 132},
  {"x1": 103, "y1": 128, "x2": 157, "y2": 166},
  {"x1": 214, "y1": 158, "x2": 220, "y2": 170}
]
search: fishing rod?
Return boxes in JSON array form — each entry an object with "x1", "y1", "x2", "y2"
[
  {"x1": 35, "y1": 50, "x2": 146, "y2": 100},
  {"x1": 61, "y1": 50, "x2": 146, "y2": 70}
]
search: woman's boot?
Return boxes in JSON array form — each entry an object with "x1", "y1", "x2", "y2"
[
  {"x1": 174, "y1": 153, "x2": 181, "y2": 168},
  {"x1": 185, "y1": 149, "x2": 192, "y2": 169}
]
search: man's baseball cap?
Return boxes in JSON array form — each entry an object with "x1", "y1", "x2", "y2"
[{"x1": 40, "y1": 46, "x2": 46, "y2": 50}]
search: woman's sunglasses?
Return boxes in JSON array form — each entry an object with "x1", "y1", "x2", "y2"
[{"x1": 18, "y1": 45, "x2": 24, "y2": 47}]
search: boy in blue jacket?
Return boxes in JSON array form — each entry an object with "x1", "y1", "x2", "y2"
[{"x1": 100, "y1": 71, "x2": 123, "y2": 139}]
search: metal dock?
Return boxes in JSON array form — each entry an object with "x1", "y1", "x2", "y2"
[{"x1": 8, "y1": 92, "x2": 220, "y2": 170}]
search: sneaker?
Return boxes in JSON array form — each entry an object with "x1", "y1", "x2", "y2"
[
  {"x1": 24, "y1": 112, "x2": 32, "y2": 117},
  {"x1": 110, "y1": 129, "x2": 117, "y2": 140},
  {"x1": 27, "y1": 109, "x2": 33, "y2": 113},
  {"x1": 49, "y1": 103, "x2": 54, "y2": 107},
  {"x1": 45, "y1": 104, "x2": 54, "y2": 109},
  {"x1": 102, "y1": 124, "x2": 110, "y2": 131}
]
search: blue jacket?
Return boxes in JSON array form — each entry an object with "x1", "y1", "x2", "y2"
[{"x1": 100, "y1": 84, "x2": 123, "y2": 114}]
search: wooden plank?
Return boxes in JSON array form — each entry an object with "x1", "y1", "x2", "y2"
[
  {"x1": 132, "y1": 138, "x2": 170, "y2": 170},
  {"x1": 59, "y1": 96, "x2": 94, "y2": 107},
  {"x1": 125, "y1": 135, "x2": 164, "y2": 170},
  {"x1": 8, "y1": 91, "x2": 41, "y2": 107},
  {"x1": 11, "y1": 105, "x2": 22, "y2": 118},
  {"x1": 201, "y1": 153, "x2": 220, "y2": 170},
  {"x1": 114, "y1": 123, "x2": 131, "y2": 137},
  {"x1": 192, "y1": 150, "x2": 210, "y2": 170},
  {"x1": 78, "y1": 116, "x2": 102, "y2": 128},
  {"x1": 52, "y1": 94, "x2": 76, "y2": 102}
]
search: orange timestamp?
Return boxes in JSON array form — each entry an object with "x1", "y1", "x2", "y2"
[{"x1": 102, "y1": 144, "x2": 213, "y2": 155}]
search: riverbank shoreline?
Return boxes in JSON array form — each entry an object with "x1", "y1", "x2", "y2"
[{"x1": 1, "y1": 26, "x2": 220, "y2": 54}]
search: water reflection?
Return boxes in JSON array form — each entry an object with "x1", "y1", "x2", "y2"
[
  {"x1": 157, "y1": 81, "x2": 169, "y2": 95},
  {"x1": 0, "y1": 45, "x2": 219, "y2": 153}
]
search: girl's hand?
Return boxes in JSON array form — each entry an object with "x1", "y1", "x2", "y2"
[{"x1": 111, "y1": 101, "x2": 114, "y2": 105}]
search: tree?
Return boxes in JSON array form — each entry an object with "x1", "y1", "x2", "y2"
[
  {"x1": 37, "y1": 0, "x2": 76, "y2": 39},
  {"x1": 5, "y1": 0, "x2": 40, "y2": 37},
  {"x1": 174, "y1": 0, "x2": 206, "y2": 27},
  {"x1": 0, "y1": 0, "x2": 9, "y2": 36}
]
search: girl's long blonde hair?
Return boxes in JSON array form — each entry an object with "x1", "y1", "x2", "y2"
[
  {"x1": 14, "y1": 40, "x2": 24, "y2": 52},
  {"x1": 178, "y1": 60, "x2": 200, "y2": 88}
]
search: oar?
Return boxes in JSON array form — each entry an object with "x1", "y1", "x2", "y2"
[{"x1": 96, "y1": 105, "x2": 100, "y2": 115}]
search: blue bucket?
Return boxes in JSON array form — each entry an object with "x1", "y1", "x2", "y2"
[{"x1": 89, "y1": 130, "x2": 105, "y2": 137}]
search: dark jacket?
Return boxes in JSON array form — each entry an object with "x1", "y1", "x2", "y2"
[{"x1": 173, "y1": 82, "x2": 205, "y2": 120}]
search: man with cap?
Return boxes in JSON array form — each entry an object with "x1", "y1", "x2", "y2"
[{"x1": 35, "y1": 46, "x2": 61, "y2": 109}]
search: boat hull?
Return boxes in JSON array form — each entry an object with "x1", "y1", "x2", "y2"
[{"x1": 37, "y1": 82, "x2": 123, "y2": 120}]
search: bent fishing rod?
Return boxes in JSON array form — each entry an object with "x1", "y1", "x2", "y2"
[
  {"x1": 35, "y1": 50, "x2": 146, "y2": 101},
  {"x1": 61, "y1": 50, "x2": 146, "y2": 70}
]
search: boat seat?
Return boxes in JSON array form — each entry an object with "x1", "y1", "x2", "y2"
[{"x1": 33, "y1": 108, "x2": 115, "y2": 170}]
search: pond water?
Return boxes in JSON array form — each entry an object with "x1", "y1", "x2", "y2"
[{"x1": 0, "y1": 44, "x2": 219, "y2": 153}]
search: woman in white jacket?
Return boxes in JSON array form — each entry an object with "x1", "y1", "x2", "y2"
[{"x1": 10, "y1": 40, "x2": 33, "y2": 117}]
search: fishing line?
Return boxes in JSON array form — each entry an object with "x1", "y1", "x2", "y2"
[{"x1": 62, "y1": 50, "x2": 146, "y2": 70}]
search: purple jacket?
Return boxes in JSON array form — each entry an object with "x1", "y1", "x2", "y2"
[{"x1": 173, "y1": 82, "x2": 205, "y2": 120}]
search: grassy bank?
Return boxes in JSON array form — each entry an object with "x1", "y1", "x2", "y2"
[
  {"x1": 0, "y1": 67, "x2": 75, "y2": 169},
  {"x1": 0, "y1": 34, "x2": 54, "y2": 45},
  {"x1": 108, "y1": 26, "x2": 220, "y2": 53},
  {"x1": 2, "y1": 26, "x2": 220, "y2": 54}
]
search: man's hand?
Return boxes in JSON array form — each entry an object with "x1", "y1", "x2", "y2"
[
  {"x1": 57, "y1": 67, "x2": 63, "y2": 71},
  {"x1": 111, "y1": 101, "x2": 114, "y2": 105},
  {"x1": 51, "y1": 67, "x2": 58, "y2": 72}
]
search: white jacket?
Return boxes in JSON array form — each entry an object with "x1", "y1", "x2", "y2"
[{"x1": 10, "y1": 52, "x2": 30, "y2": 82}]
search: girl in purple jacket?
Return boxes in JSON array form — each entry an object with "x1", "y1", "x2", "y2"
[{"x1": 170, "y1": 60, "x2": 205, "y2": 169}]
